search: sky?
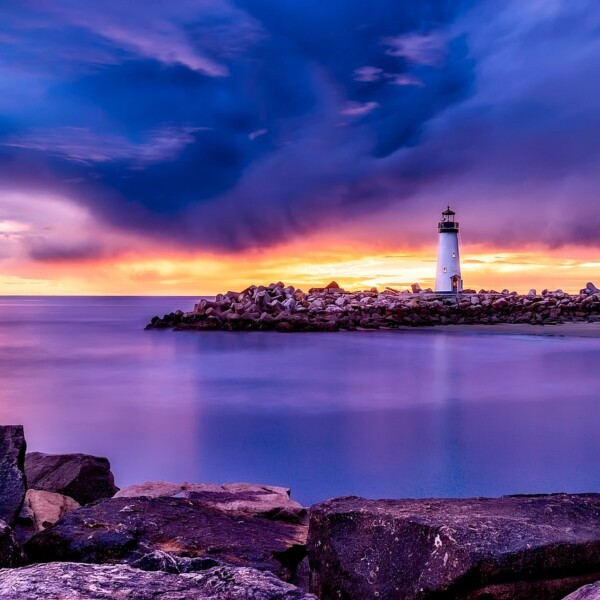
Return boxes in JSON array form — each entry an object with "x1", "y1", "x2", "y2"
[{"x1": 0, "y1": 0, "x2": 599, "y2": 295}]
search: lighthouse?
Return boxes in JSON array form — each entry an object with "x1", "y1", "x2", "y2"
[{"x1": 435, "y1": 206, "x2": 463, "y2": 293}]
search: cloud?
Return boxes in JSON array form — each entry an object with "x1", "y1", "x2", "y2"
[
  {"x1": 2, "y1": 0, "x2": 264, "y2": 77},
  {"x1": 382, "y1": 32, "x2": 447, "y2": 66},
  {"x1": 388, "y1": 74, "x2": 424, "y2": 87},
  {"x1": 0, "y1": 0, "x2": 598, "y2": 266},
  {"x1": 353, "y1": 66, "x2": 384, "y2": 82},
  {"x1": 1, "y1": 125, "x2": 205, "y2": 164},
  {"x1": 340, "y1": 101, "x2": 380, "y2": 117},
  {"x1": 248, "y1": 128, "x2": 268, "y2": 141}
]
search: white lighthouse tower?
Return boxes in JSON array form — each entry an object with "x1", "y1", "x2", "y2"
[{"x1": 435, "y1": 206, "x2": 463, "y2": 293}]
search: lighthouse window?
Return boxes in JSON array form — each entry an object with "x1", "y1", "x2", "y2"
[
  {"x1": 443, "y1": 267, "x2": 447, "y2": 273},
  {"x1": 452, "y1": 252, "x2": 456, "y2": 257}
]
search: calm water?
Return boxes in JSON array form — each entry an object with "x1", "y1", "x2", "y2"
[{"x1": 1, "y1": 296, "x2": 600, "y2": 505}]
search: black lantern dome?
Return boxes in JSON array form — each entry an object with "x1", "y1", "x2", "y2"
[{"x1": 438, "y1": 206, "x2": 459, "y2": 233}]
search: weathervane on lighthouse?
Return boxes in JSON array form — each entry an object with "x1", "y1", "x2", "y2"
[{"x1": 435, "y1": 206, "x2": 463, "y2": 293}]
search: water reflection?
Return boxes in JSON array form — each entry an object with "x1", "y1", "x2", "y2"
[{"x1": 1, "y1": 296, "x2": 600, "y2": 505}]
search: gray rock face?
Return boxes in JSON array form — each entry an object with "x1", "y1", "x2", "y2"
[
  {"x1": 0, "y1": 521, "x2": 24, "y2": 568},
  {"x1": 15, "y1": 490, "x2": 80, "y2": 543},
  {"x1": 114, "y1": 482, "x2": 306, "y2": 523},
  {"x1": 564, "y1": 581, "x2": 600, "y2": 599},
  {"x1": 0, "y1": 426, "x2": 27, "y2": 526},
  {"x1": 308, "y1": 494, "x2": 600, "y2": 600},
  {"x1": 0, "y1": 562, "x2": 317, "y2": 599},
  {"x1": 25, "y1": 452, "x2": 118, "y2": 505},
  {"x1": 25, "y1": 496, "x2": 307, "y2": 581}
]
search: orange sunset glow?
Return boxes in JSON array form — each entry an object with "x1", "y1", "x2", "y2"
[{"x1": 1, "y1": 240, "x2": 597, "y2": 297}]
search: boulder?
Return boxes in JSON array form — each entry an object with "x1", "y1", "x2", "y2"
[
  {"x1": 565, "y1": 581, "x2": 600, "y2": 599},
  {"x1": 26, "y1": 496, "x2": 308, "y2": 582},
  {"x1": 0, "y1": 562, "x2": 316, "y2": 599},
  {"x1": 130, "y1": 549, "x2": 223, "y2": 574},
  {"x1": 25, "y1": 452, "x2": 118, "y2": 505},
  {"x1": 308, "y1": 494, "x2": 600, "y2": 600},
  {"x1": 411, "y1": 283, "x2": 422, "y2": 293},
  {"x1": 14, "y1": 490, "x2": 80, "y2": 543},
  {"x1": 0, "y1": 426, "x2": 27, "y2": 526},
  {"x1": 114, "y1": 482, "x2": 306, "y2": 523},
  {"x1": 0, "y1": 520, "x2": 24, "y2": 567}
]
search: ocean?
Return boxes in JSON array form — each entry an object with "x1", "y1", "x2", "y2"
[{"x1": 1, "y1": 295, "x2": 600, "y2": 506}]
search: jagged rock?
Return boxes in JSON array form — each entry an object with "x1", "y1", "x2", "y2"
[
  {"x1": 130, "y1": 549, "x2": 223, "y2": 574},
  {"x1": 564, "y1": 581, "x2": 600, "y2": 599},
  {"x1": 411, "y1": 283, "x2": 422, "y2": 293},
  {"x1": 0, "y1": 426, "x2": 26, "y2": 526},
  {"x1": 14, "y1": 490, "x2": 79, "y2": 543},
  {"x1": 25, "y1": 452, "x2": 118, "y2": 505},
  {"x1": 149, "y1": 282, "x2": 600, "y2": 332},
  {"x1": 26, "y1": 496, "x2": 307, "y2": 581},
  {"x1": 308, "y1": 494, "x2": 600, "y2": 600},
  {"x1": 0, "y1": 520, "x2": 24, "y2": 567},
  {"x1": 115, "y1": 482, "x2": 306, "y2": 524},
  {"x1": 0, "y1": 562, "x2": 316, "y2": 599}
]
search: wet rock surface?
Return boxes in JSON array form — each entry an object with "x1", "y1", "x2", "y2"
[
  {"x1": 25, "y1": 496, "x2": 308, "y2": 581},
  {"x1": 0, "y1": 426, "x2": 27, "y2": 527},
  {"x1": 0, "y1": 562, "x2": 317, "y2": 599},
  {"x1": 146, "y1": 281, "x2": 600, "y2": 332},
  {"x1": 308, "y1": 494, "x2": 600, "y2": 600},
  {"x1": 115, "y1": 482, "x2": 307, "y2": 523},
  {"x1": 25, "y1": 452, "x2": 118, "y2": 505}
]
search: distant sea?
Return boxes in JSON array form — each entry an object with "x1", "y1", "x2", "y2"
[{"x1": 2, "y1": 295, "x2": 600, "y2": 505}]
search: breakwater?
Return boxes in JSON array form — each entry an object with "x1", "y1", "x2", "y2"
[{"x1": 147, "y1": 281, "x2": 600, "y2": 331}]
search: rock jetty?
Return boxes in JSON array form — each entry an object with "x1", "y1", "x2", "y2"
[
  {"x1": 4, "y1": 424, "x2": 600, "y2": 598},
  {"x1": 146, "y1": 281, "x2": 600, "y2": 332}
]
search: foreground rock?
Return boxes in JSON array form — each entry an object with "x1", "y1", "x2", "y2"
[
  {"x1": 0, "y1": 426, "x2": 26, "y2": 526},
  {"x1": 308, "y1": 494, "x2": 600, "y2": 600},
  {"x1": 26, "y1": 496, "x2": 307, "y2": 581},
  {"x1": 0, "y1": 521, "x2": 24, "y2": 568},
  {"x1": 115, "y1": 482, "x2": 306, "y2": 523},
  {"x1": 25, "y1": 452, "x2": 118, "y2": 505},
  {"x1": 0, "y1": 562, "x2": 316, "y2": 599},
  {"x1": 565, "y1": 581, "x2": 600, "y2": 599},
  {"x1": 147, "y1": 281, "x2": 600, "y2": 332},
  {"x1": 15, "y1": 490, "x2": 80, "y2": 543}
]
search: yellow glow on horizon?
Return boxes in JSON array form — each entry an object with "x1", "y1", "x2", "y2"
[{"x1": 1, "y1": 240, "x2": 599, "y2": 296}]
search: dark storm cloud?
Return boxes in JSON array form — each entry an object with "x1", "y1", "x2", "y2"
[
  {"x1": 27, "y1": 240, "x2": 106, "y2": 262},
  {"x1": 0, "y1": 0, "x2": 598, "y2": 256}
]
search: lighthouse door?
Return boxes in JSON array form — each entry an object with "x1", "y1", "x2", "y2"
[{"x1": 451, "y1": 275, "x2": 460, "y2": 293}]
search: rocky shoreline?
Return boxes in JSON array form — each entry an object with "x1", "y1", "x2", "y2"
[
  {"x1": 2, "y1": 425, "x2": 600, "y2": 598},
  {"x1": 146, "y1": 281, "x2": 600, "y2": 332}
]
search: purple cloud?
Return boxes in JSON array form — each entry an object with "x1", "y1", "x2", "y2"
[{"x1": 0, "y1": 0, "x2": 598, "y2": 260}]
